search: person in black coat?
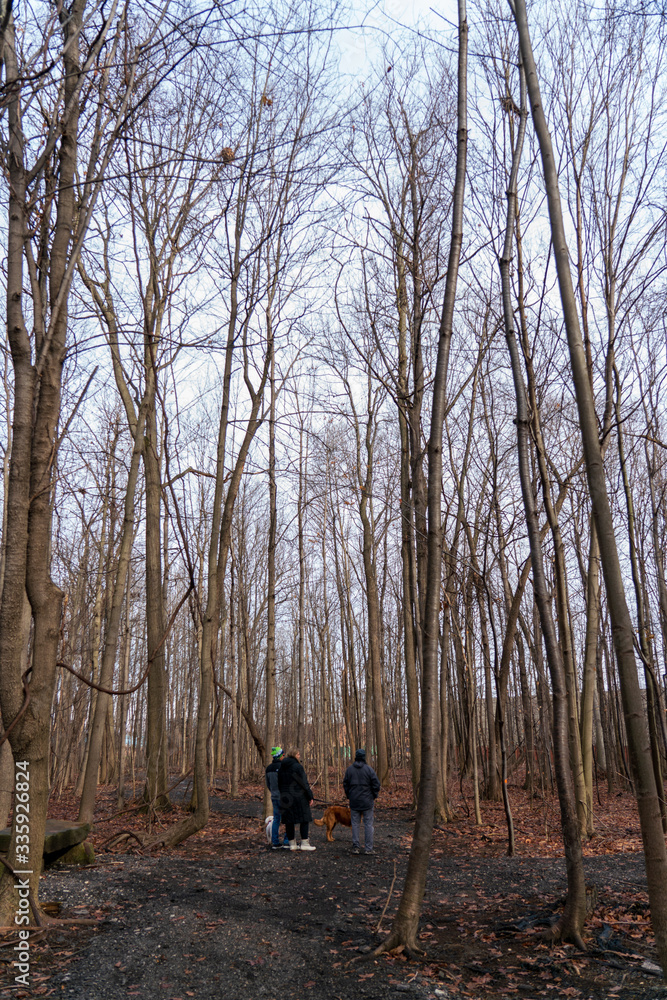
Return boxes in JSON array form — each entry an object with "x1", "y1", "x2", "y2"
[
  {"x1": 265, "y1": 747, "x2": 289, "y2": 850},
  {"x1": 343, "y1": 748, "x2": 381, "y2": 854},
  {"x1": 277, "y1": 748, "x2": 316, "y2": 851}
]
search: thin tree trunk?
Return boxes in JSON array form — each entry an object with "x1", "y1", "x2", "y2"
[
  {"x1": 498, "y1": 47, "x2": 585, "y2": 944},
  {"x1": 117, "y1": 585, "x2": 132, "y2": 809},
  {"x1": 615, "y1": 370, "x2": 667, "y2": 833},
  {"x1": 399, "y1": 406, "x2": 422, "y2": 797},
  {"x1": 74, "y1": 493, "x2": 108, "y2": 799},
  {"x1": 297, "y1": 421, "x2": 306, "y2": 751},
  {"x1": 397, "y1": 270, "x2": 422, "y2": 797},
  {"x1": 358, "y1": 400, "x2": 389, "y2": 785},
  {"x1": 381, "y1": 0, "x2": 467, "y2": 953},
  {"x1": 580, "y1": 520, "x2": 600, "y2": 836},
  {"x1": 144, "y1": 392, "x2": 169, "y2": 810},
  {"x1": 647, "y1": 438, "x2": 667, "y2": 674},
  {"x1": 264, "y1": 350, "x2": 277, "y2": 817},
  {"x1": 510, "y1": 0, "x2": 667, "y2": 970},
  {"x1": 78, "y1": 409, "x2": 146, "y2": 825}
]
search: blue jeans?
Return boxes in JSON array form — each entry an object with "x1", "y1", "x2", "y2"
[
  {"x1": 271, "y1": 797, "x2": 289, "y2": 846},
  {"x1": 351, "y1": 806, "x2": 374, "y2": 850}
]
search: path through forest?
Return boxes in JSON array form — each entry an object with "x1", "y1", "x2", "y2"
[{"x1": 4, "y1": 790, "x2": 667, "y2": 1000}]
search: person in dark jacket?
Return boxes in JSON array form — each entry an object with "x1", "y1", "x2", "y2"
[
  {"x1": 278, "y1": 748, "x2": 316, "y2": 851},
  {"x1": 265, "y1": 746, "x2": 289, "y2": 850},
  {"x1": 343, "y1": 748, "x2": 381, "y2": 854}
]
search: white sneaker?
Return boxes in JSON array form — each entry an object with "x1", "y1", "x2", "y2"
[
  {"x1": 288, "y1": 839, "x2": 299, "y2": 851},
  {"x1": 300, "y1": 839, "x2": 316, "y2": 851}
]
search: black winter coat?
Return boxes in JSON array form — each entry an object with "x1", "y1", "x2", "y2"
[
  {"x1": 277, "y1": 756, "x2": 313, "y2": 824},
  {"x1": 343, "y1": 760, "x2": 381, "y2": 811}
]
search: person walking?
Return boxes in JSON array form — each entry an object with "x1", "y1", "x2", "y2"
[
  {"x1": 278, "y1": 748, "x2": 316, "y2": 851},
  {"x1": 265, "y1": 747, "x2": 289, "y2": 850},
  {"x1": 343, "y1": 748, "x2": 381, "y2": 855}
]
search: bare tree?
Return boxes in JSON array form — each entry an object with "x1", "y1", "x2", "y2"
[
  {"x1": 0, "y1": 0, "x2": 160, "y2": 920},
  {"x1": 78, "y1": 48, "x2": 226, "y2": 819},
  {"x1": 380, "y1": 0, "x2": 468, "y2": 954},
  {"x1": 342, "y1": 48, "x2": 456, "y2": 798},
  {"x1": 498, "y1": 49, "x2": 586, "y2": 945},
  {"x1": 510, "y1": 0, "x2": 667, "y2": 972},
  {"x1": 152, "y1": 11, "x2": 334, "y2": 846}
]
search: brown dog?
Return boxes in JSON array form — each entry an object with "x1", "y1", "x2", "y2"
[{"x1": 313, "y1": 805, "x2": 352, "y2": 842}]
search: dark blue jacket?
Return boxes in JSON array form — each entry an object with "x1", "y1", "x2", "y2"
[
  {"x1": 265, "y1": 758, "x2": 282, "y2": 799},
  {"x1": 343, "y1": 760, "x2": 381, "y2": 811}
]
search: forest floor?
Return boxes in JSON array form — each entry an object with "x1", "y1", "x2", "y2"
[{"x1": 2, "y1": 772, "x2": 666, "y2": 1000}]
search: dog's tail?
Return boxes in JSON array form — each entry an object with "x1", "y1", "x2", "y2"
[{"x1": 313, "y1": 817, "x2": 325, "y2": 827}]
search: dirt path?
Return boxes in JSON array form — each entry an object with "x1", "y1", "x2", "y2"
[{"x1": 3, "y1": 799, "x2": 663, "y2": 1000}]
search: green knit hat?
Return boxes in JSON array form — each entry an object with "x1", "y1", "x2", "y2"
[{"x1": 271, "y1": 746, "x2": 283, "y2": 758}]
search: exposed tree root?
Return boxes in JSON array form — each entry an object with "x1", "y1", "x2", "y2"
[
  {"x1": 545, "y1": 915, "x2": 586, "y2": 952},
  {"x1": 371, "y1": 932, "x2": 425, "y2": 961},
  {"x1": 0, "y1": 916, "x2": 103, "y2": 936},
  {"x1": 345, "y1": 919, "x2": 427, "y2": 966},
  {"x1": 98, "y1": 829, "x2": 147, "y2": 852},
  {"x1": 145, "y1": 811, "x2": 206, "y2": 850}
]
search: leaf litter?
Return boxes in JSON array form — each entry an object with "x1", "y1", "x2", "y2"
[{"x1": 0, "y1": 776, "x2": 664, "y2": 999}]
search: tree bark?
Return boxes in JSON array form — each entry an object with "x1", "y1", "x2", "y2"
[
  {"x1": 510, "y1": 0, "x2": 667, "y2": 970},
  {"x1": 0, "y1": 4, "x2": 83, "y2": 920},
  {"x1": 357, "y1": 382, "x2": 389, "y2": 785},
  {"x1": 296, "y1": 418, "x2": 307, "y2": 751},
  {"x1": 380, "y1": 0, "x2": 467, "y2": 953},
  {"x1": 143, "y1": 389, "x2": 169, "y2": 811},
  {"x1": 498, "y1": 47, "x2": 586, "y2": 944},
  {"x1": 263, "y1": 348, "x2": 277, "y2": 816}
]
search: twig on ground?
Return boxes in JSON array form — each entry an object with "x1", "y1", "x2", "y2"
[{"x1": 376, "y1": 860, "x2": 397, "y2": 934}]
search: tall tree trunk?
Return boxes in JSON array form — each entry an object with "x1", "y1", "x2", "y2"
[
  {"x1": 359, "y1": 418, "x2": 389, "y2": 784},
  {"x1": 647, "y1": 438, "x2": 667, "y2": 673},
  {"x1": 580, "y1": 520, "x2": 600, "y2": 836},
  {"x1": 117, "y1": 582, "x2": 132, "y2": 809},
  {"x1": 397, "y1": 262, "x2": 422, "y2": 797},
  {"x1": 0, "y1": 6, "x2": 80, "y2": 919},
  {"x1": 399, "y1": 404, "x2": 422, "y2": 798},
  {"x1": 230, "y1": 560, "x2": 239, "y2": 797},
  {"x1": 499, "y1": 48, "x2": 585, "y2": 944},
  {"x1": 439, "y1": 610, "x2": 453, "y2": 818},
  {"x1": 615, "y1": 370, "x2": 667, "y2": 833},
  {"x1": 510, "y1": 0, "x2": 667, "y2": 970},
  {"x1": 296, "y1": 419, "x2": 307, "y2": 751},
  {"x1": 143, "y1": 391, "x2": 169, "y2": 810},
  {"x1": 381, "y1": 0, "x2": 467, "y2": 953},
  {"x1": 74, "y1": 487, "x2": 108, "y2": 799},
  {"x1": 264, "y1": 350, "x2": 277, "y2": 816},
  {"x1": 516, "y1": 634, "x2": 534, "y2": 796}
]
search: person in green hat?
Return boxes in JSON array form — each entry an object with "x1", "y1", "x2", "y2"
[{"x1": 265, "y1": 746, "x2": 289, "y2": 849}]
